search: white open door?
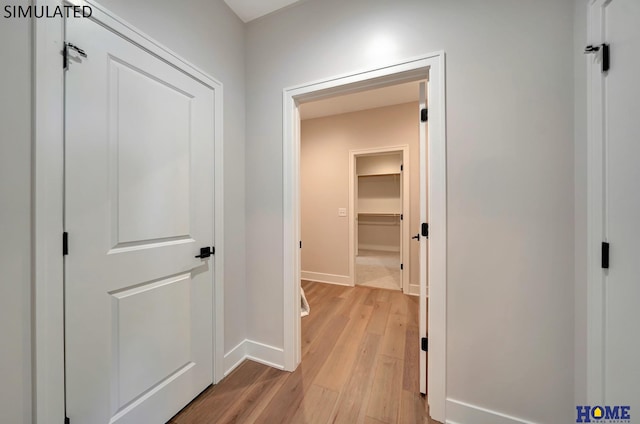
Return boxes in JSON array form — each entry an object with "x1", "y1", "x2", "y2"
[
  {"x1": 419, "y1": 81, "x2": 429, "y2": 394},
  {"x1": 588, "y1": 0, "x2": 640, "y2": 414},
  {"x1": 64, "y1": 15, "x2": 215, "y2": 424}
]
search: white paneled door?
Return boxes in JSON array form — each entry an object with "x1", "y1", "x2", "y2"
[
  {"x1": 418, "y1": 81, "x2": 428, "y2": 395},
  {"x1": 64, "y1": 16, "x2": 215, "y2": 424},
  {"x1": 600, "y1": 0, "x2": 640, "y2": 410}
]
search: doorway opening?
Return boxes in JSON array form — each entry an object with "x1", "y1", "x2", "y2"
[
  {"x1": 355, "y1": 151, "x2": 403, "y2": 290},
  {"x1": 352, "y1": 148, "x2": 408, "y2": 292},
  {"x1": 283, "y1": 53, "x2": 447, "y2": 422},
  {"x1": 298, "y1": 91, "x2": 422, "y2": 418}
]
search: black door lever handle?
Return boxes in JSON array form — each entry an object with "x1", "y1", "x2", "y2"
[
  {"x1": 195, "y1": 246, "x2": 212, "y2": 259},
  {"x1": 412, "y1": 234, "x2": 420, "y2": 241}
]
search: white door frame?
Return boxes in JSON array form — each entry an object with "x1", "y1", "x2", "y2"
[
  {"x1": 282, "y1": 52, "x2": 447, "y2": 422},
  {"x1": 33, "y1": 1, "x2": 225, "y2": 422},
  {"x1": 585, "y1": 0, "x2": 608, "y2": 404},
  {"x1": 349, "y1": 146, "x2": 410, "y2": 293}
]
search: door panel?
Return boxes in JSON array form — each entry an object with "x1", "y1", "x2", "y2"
[
  {"x1": 112, "y1": 274, "x2": 192, "y2": 409},
  {"x1": 603, "y1": 0, "x2": 640, "y2": 408},
  {"x1": 65, "y1": 16, "x2": 215, "y2": 424},
  {"x1": 111, "y1": 58, "x2": 192, "y2": 245},
  {"x1": 419, "y1": 81, "x2": 428, "y2": 394}
]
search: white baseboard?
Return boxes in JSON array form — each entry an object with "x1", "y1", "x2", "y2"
[
  {"x1": 358, "y1": 244, "x2": 400, "y2": 252},
  {"x1": 246, "y1": 340, "x2": 285, "y2": 369},
  {"x1": 223, "y1": 339, "x2": 285, "y2": 376},
  {"x1": 301, "y1": 271, "x2": 352, "y2": 286},
  {"x1": 405, "y1": 284, "x2": 427, "y2": 297},
  {"x1": 446, "y1": 399, "x2": 537, "y2": 424},
  {"x1": 223, "y1": 340, "x2": 247, "y2": 376}
]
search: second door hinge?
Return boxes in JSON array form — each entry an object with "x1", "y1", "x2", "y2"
[
  {"x1": 63, "y1": 232, "x2": 69, "y2": 256},
  {"x1": 421, "y1": 337, "x2": 428, "y2": 352},
  {"x1": 63, "y1": 42, "x2": 88, "y2": 70},
  {"x1": 421, "y1": 108, "x2": 428, "y2": 122},
  {"x1": 602, "y1": 242, "x2": 610, "y2": 269},
  {"x1": 421, "y1": 223, "x2": 429, "y2": 238},
  {"x1": 584, "y1": 43, "x2": 610, "y2": 73}
]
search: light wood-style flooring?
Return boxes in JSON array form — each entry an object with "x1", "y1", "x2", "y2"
[{"x1": 169, "y1": 281, "x2": 437, "y2": 424}]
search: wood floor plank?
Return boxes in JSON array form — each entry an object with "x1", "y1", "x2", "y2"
[
  {"x1": 380, "y1": 312, "x2": 407, "y2": 360},
  {"x1": 252, "y1": 367, "x2": 306, "y2": 424},
  {"x1": 366, "y1": 355, "x2": 403, "y2": 423},
  {"x1": 236, "y1": 367, "x2": 290, "y2": 423},
  {"x1": 403, "y1": 324, "x2": 420, "y2": 392},
  {"x1": 302, "y1": 279, "x2": 321, "y2": 295},
  {"x1": 300, "y1": 312, "x2": 351, "y2": 386},
  {"x1": 171, "y1": 360, "x2": 267, "y2": 423},
  {"x1": 329, "y1": 332, "x2": 381, "y2": 424},
  {"x1": 314, "y1": 302, "x2": 373, "y2": 392},
  {"x1": 366, "y1": 301, "x2": 391, "y2": 335},
  {"x1": 255, "y1": 310, "x2": 350, "y2": 423},
  {"x1": 338, "y1": 285, "x2": 357, "y2": 299},
  {"x1": 289, "y1": 384, "x2": 339, "y2": 424},
  {"x1": 375, "y1": 289, "x2": 392, "y2": 302},
  {"x1": 338, "y1": 287, "x2": 367, "y2": 318},
  {"x1": 399, "y1": 389, "x2": 429, "y2": 424},
  {"x1": 301, "y1": 295, "x2": 345, "y2": 356},
  {"x1": 215, "y1": 365, "x2": 287, "y2": 423},
  {"x1": 405, "y1": 294, "x2": 419, "y2": 327},
  {"x1": 389, "y1": 290, "x2": 410, "y2": 317},
  {"x1": 364, "y1": 417, "x2": 387, "y2": 424},
  {"x1": 362, "y1": 287, "x2": 380, "y2": 306}
]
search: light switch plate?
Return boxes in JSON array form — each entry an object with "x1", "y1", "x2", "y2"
[{"x1": 338, "y1": 208, "x2": 347, "y2": 217}]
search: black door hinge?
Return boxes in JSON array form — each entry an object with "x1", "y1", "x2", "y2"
[
  {"x1": 400, "y1": 214, "x2": 403, "y2": 221},
  {"x1": 421, "y1": 223, "x2": 429, "y2": 238},
  {"x1": 63, "y1": 42, "x2": 87, "y2": 70},
  {"x1": 602, "y1": 242, "x2": 610, "y2": 269},
  {"x1": 584, "y1": 43, "x2": 610, "y2": 73},
  {"x1": 65, "y1": 416, "x2": 70, "y2": 424},
  {"x1": 602, "y1": 43, "x2": 610, "y2": 72},
  {"x1": 421, "y1": 337, "x2": 428, "y2": 352},
  {"x1": 299, "y1": 241, "x2": 302, "y2": 249},
  {"x1": 421, "y1": 108, "x2": 428, "y2": 122},
  {"x1": 63, "y1": 232, "x2": 69, "y2": 256},
  {"x1": 400, "y1": 263, "x2": 404, "y2": 270},
  {"x1": 400, "y1": 164, "x2": 404, "y2": 171}
]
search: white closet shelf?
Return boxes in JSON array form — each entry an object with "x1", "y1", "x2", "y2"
[
  {"x1": 357, "y1": 172, "x2": 401, "y2": 177},
  {"x1": 357, "y1": 212, "x2": 402, "y2": 216}
]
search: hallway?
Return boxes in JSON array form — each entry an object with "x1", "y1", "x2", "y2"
[{"x1": 170, "y1": 281, "x2": 435, "y2": 423}]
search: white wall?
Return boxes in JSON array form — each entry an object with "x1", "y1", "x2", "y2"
[
  {"x1": 0, "y1": 8, "x2": 33, "y2": 424},
  {"x1": 0, "y1": 1, "x2": 246, "y2": 420},
  {"x1": 245, "y1": 0, "x2": 575, "y2": 422},
  {"x1": 98, "y1": 0, "x2": 248, "y2": 364}
]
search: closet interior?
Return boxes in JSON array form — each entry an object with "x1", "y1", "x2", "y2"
[{"x1": 356, "y1": 152, "x2": 403, "y2": 290}]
